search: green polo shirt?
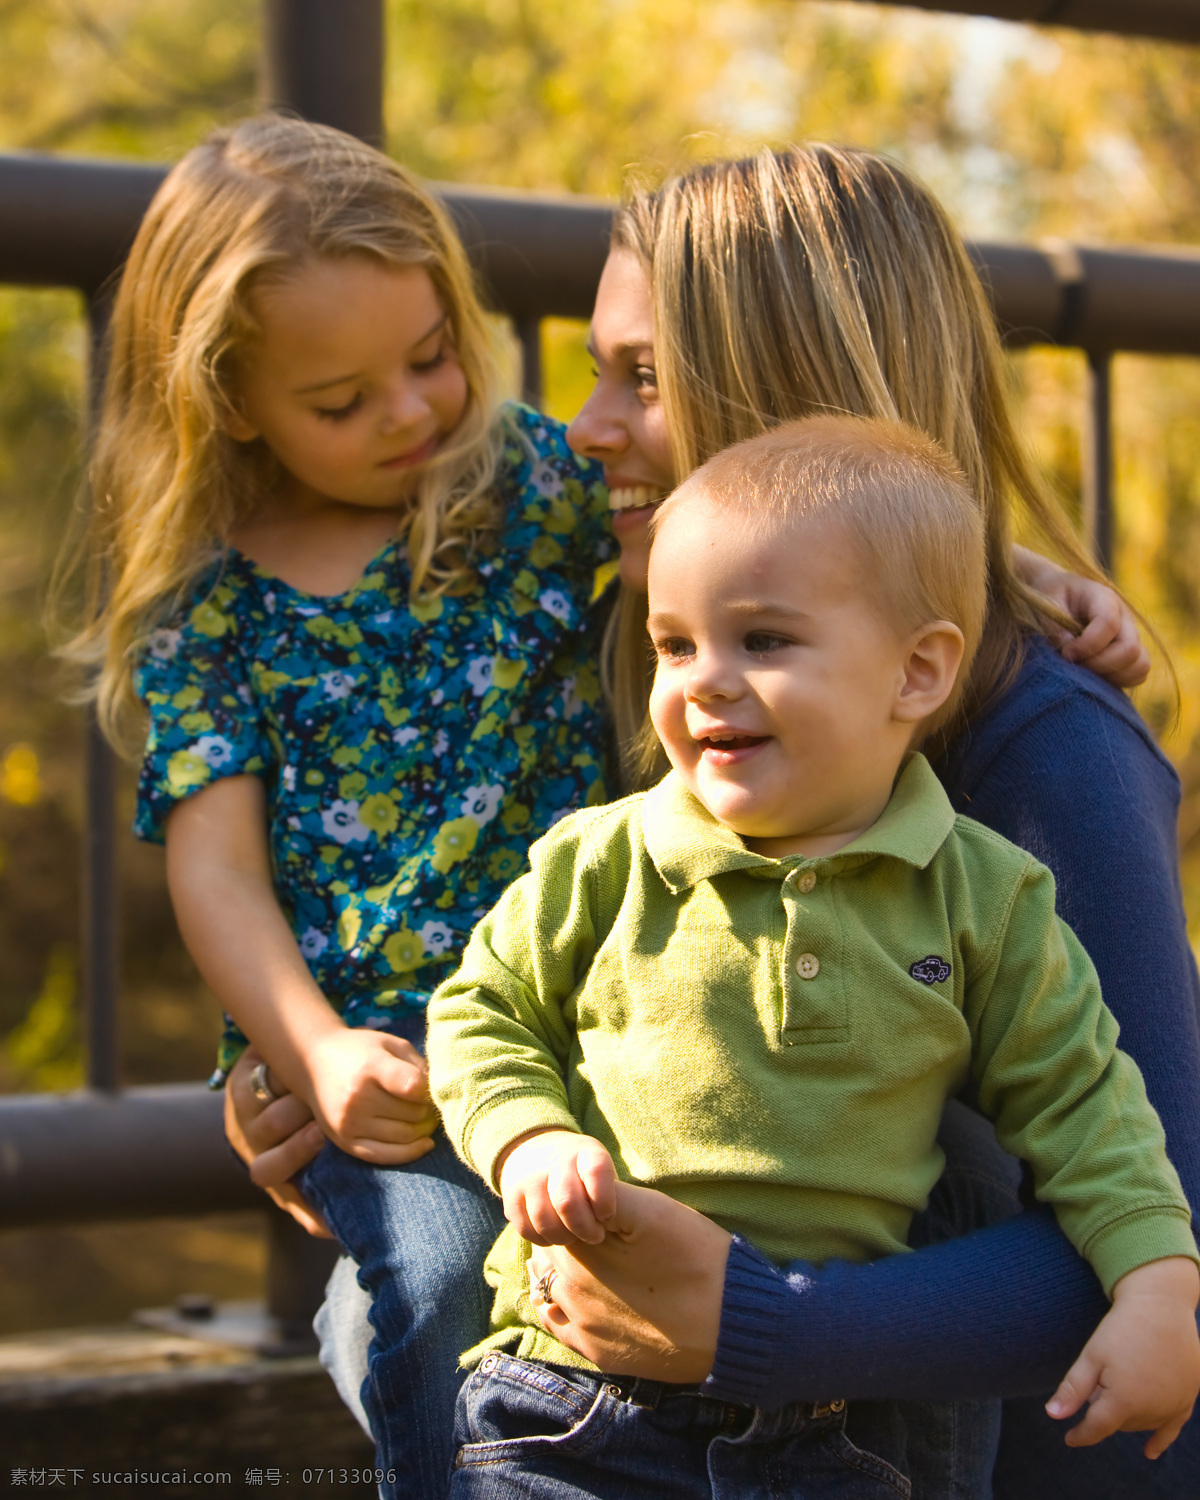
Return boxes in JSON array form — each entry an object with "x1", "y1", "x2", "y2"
[{"x1": 428, "y1": 753, "x2": 1196, "y2": 1371}]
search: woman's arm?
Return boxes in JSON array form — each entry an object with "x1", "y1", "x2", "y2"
[
  {"x1": 533, "y1": 672, "x2": 1200, "y2": 1407},
  {"x1": 1011, "y1": 545, "x2": 1149, "y2": 687},
  {"x1": 167, "y1": 775, "x2": 437, "y2": 1163},
  {"x1": 528, "y1": 1196, "x2": 1105, "y2": 1403}
]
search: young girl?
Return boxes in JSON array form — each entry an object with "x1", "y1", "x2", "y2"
[{"x1": 68, "y1": 113, "x2": 613, "y2": 1498}]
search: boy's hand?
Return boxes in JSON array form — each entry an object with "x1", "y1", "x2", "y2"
[
  {"x1": 497, "y1": 1129, "x2": 617, "y2": 1246},
  {"x1": 1047, "y1": 1256, "x2": 1200, "y2": 1458},
  {"x1": 302, "y1": 1027, "x2": 439, "y2": 1164}
]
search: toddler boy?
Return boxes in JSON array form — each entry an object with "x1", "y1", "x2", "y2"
[{"x1": 428, "y1": 416, "x2": 1200, "y2": 1497}]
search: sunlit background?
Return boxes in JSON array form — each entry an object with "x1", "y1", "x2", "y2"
[{"x1": 2, "y1": 0, "x2": 1198, "y2": 1331}]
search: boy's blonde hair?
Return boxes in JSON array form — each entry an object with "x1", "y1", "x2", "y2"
[
  {"x1": 655, "y1": 415, "x2": 987, "y2": 732},
  {"x1": 68, "y1": 113, "x2": 502, "y2": 752},
  {"x1": 605, "y1": 145, "x2": 1132, "y2": 786}
]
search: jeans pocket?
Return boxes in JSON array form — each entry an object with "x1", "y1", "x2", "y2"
[
  {"x1": 454, "y1": 1355, "x2": 618, "y2": 1467},
  {"x1": 822, "y1": 1426, "x2": 914, "y2": 1499}
]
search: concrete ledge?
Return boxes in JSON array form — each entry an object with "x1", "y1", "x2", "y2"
[{"x1": 0, "y1": 1324, "x2": 374, "y2": 1484}]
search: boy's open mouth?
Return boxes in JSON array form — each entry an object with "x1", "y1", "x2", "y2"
[{"x1": 699, "y1": 733, "x2": 768, "y2": 759}]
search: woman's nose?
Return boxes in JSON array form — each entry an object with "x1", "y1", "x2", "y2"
[{"x1": 566, "y1": 383, "x2": 627, "y2": 461}]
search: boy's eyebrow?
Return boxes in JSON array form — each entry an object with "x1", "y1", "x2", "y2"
[
  {"x1": 292, "y1": 313, "x2": 448, "y2": 394},
  {"x1": 647, "y1": 600, "x2": 813, "y2": 628}
]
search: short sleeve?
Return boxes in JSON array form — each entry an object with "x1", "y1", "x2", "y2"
[
  {"x1": 133, "y1": 572, "x2": 273, "y2": 845},
  {"x1": 499, "y1": 402, "x2": 615, "y2": 600}
]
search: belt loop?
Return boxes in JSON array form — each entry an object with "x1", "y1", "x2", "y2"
[{"x1": 626, "y1": 1377, "x2": 664, "y2": 1409}]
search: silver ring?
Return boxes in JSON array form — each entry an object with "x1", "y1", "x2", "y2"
[
  {"x1": 534, "y1": 1268, "x2": 557, "y2": 1306},
  {"x1": 250, "y1": 1061, "x2": 282, "y2": 1103}
]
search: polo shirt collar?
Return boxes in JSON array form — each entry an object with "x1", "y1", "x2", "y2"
[{"x1": 642, "y1": 752, "x2": 956, "y2": 895}]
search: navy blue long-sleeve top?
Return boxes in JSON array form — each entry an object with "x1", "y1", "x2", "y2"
[{"x1": 707, "y1": 638, "x2": 1200, "y2": 1408}]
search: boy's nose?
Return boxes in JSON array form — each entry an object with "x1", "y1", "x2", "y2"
[{"x1": 686, "y1": 652, "x2": 740, "y2": 702}]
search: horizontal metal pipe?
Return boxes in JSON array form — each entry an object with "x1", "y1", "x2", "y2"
[
  {"x1": 859, "y1": 0, "x2": 1200, "y2": 45},
  {"x1": 0, "y1": 1084, "x2": 262, "y2": 1227},
  {"x1": 2, "y1": 152, "x2": 1199, "y2": 353}
]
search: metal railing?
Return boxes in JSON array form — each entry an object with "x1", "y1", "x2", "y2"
[
  {"x1": 2, "y1": 0, "x2": 1200, "y2": 1332},
  {"x1": 864, "y1": 1, "x2": 1200, "y2": 47}
]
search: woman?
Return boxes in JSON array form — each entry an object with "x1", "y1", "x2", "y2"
[{"x1": 232, "y1": 146, "x2": 1194, "y2": 1496}]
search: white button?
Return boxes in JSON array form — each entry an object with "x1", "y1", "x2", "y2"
[
  {"x1": 797, "y1": 870, "x2": 816, "y2": 894},
  {"x1": 796, "y1": 953, "x2": 820, "y2": 979}
]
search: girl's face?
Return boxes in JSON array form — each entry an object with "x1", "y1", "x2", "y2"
[
  {"x1": 228, "y1": 255, "x2": 468, "y2": 512},
  {"x1": 566, "y1": 249, "x2": 674, "y2": 593}
]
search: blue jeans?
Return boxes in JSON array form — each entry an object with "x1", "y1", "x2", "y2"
[
  {"x1": 295, "y1": 1008, "x2": 506, "y2": 1500},
  {"x1": 313, "y1": 1097, "x2": 1004, "y2": 1499},
  {"x1": 450, "y1": 1354, "x2": 915, "y2": 1498},
  {"x1": 314, "y1": 1251, "x2": 375, "y2": 1440}
]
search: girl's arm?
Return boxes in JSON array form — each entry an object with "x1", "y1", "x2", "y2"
[
  {"x1": 166, "y1": 774, "x2": 437, "y2": 1164},
  {"x1": 1011, "y1": 545, "x2": 1150, "y2": 687}
]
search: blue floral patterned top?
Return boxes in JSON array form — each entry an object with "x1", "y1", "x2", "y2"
[{"x1": 134, "y1": 404, "x2": 616, "y2": 1078}]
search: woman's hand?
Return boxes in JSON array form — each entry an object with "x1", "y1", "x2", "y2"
[
  {"x1": 527, "y1": 1181, "x2": 732, "y2": 1382},
  {"x1": 224, "y1": 1046, "x2": 331, "y2": 1238},
  {"x1": 1013, "y1": 545, "x2": 1150, "y2": 688}
]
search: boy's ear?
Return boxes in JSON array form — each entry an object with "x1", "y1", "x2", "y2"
[{"x1": 893, "y1": 621, "x2": 965, "y2": 725}]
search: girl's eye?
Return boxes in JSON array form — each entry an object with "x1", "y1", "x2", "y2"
[
  {"x1": 634, "y1": 364, "x2": 658, "y2": 395},
  {"x1": 745, "y1": 632, "x2": 789, "y2": 656},
  {"x1": 315, "y1": 393, "x2": 364, "y2": 422},
  {"x1": 412, "y1": 346, "x2": 448, "y2": 374},
  {"x1": 654, "y1": 637, "x2": 694, "y2": 663}
]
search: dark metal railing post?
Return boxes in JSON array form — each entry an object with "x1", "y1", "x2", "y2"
[
  {"x1": 1084, "y1": 351, "x2": 1115, "y2": 572},
  {"x1": 82, "y1": 294, "x2": 119, "y2": 1093},
  {"x1": 82, "y1": 713, "x2": 119, "y2": 1092},
  {"x1": 516, "y1": 317, "x2": 543, "y2": 409},
  {"x1": 258, "y1": 0, "x2": 388, "y2": 1346},
  {"x1": 262, "y1": 0, "x2": 386, "y2": 143},
  {"x1": 261, "y1": 1204, "x2": 341, "y2": 1357}
]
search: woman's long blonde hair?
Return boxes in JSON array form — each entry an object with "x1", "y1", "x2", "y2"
[
  {"x1": 66, "y1": 113, "x2": 503, "y2": 753},
  {"x1": 607, "y1": 145, "x2": 1122, "y2": 786}
]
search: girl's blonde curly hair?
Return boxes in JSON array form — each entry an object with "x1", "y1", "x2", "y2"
[{"x1": 65, "y1": 113, "x2": 503, "y2": 753}]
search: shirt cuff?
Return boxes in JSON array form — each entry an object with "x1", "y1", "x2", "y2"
[
  {"x1": 702, "y1": 1236, "x2": 805, "y2": 1410},
  {"x1": 1085, "y1": 1208, "x2": 1200, "y2": 1297},
  {"x1": 459, "y1": 1089, "x2": 582, "y2": 1189}
]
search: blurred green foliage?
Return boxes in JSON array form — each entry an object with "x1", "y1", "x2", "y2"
[{"x1": 1, "y1": 1, "x2": 1200, "y2": 1094}]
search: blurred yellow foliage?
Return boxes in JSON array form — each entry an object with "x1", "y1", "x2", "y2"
[
  {"x1": 4, "y1": 945, "x2": 81, "y2": 1093},
  {"x1": 2, "y1": 743, "x2": 43, "y2": 806},
  {"x1": 0, "y1": 0, "x2": 1198, "y2": 949}
]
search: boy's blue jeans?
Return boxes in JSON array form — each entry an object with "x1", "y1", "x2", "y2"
[
  {"x1": 303, "y1": 1093, "x2": 1003, "y2": 1500},
  {"x1": 450, "y1": 1355, "x2": 915, "y2": 1498}
]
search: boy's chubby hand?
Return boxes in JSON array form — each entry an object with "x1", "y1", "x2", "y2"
[
  {"x1": 300, "y1": 1026, "x2": 439, "y2": 1165},
  {"x1": 497, "y1": 1128, "x2": 617, "y2": 1246},
  {"x1": 1047, "y1": 1255, "x2": 1200, "y2": 1459}
]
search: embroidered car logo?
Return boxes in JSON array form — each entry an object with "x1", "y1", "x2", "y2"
[{"x1": 910, "y1": 955, "x2": 951, "y2": 985}]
